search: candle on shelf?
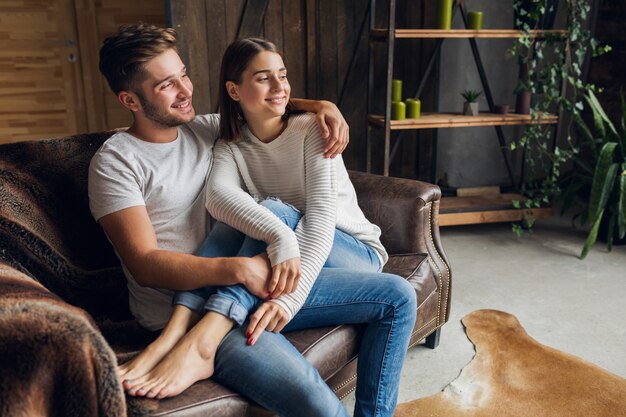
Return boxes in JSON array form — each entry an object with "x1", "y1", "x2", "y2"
[
  {"x1": 437, "y1": 0, "x2": 453, "y2": 30},
  {"x1": 468, "y1": 11, "x2": 484, "y2": 30},
  {"x1": 391, "y1": 101, "x2": 406, "y2": 120},
  {"x1": 392, "y1": 79, "x2": 403, "y2": 102},
  {"x1": 406, "y1": 98, "x2": 421, "y2": 119}
]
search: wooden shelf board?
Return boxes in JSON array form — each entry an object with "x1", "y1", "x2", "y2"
[
  {"x1": 439, "y1": 194, "x2": 553, "y2": 226},
  {"x1": 368, "y1": 112, "x2": 557, "y2": 130},
  {"x1": 371, "y1": 29, "x2": 567, "y2": 39}
]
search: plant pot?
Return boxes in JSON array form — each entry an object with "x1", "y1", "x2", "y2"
[
  {"x1": 515, "y1": 62, "x2": 531, "y2": 114},
  {"x1": 515, "y1": 91, "x2": 531, "y2": 114},
  {"x1": 514, "y1": 0, "x2": 560, "y2": 30},
  {"x1": 463, "y1": 102, "x2": 479, "y2": 116}
]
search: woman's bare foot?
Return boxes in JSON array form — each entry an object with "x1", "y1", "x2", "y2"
[
  {"x1": 120, "y1": 306, "x2": 197, "y2": 389},
  {"x1": 126, "y1": 312, "x2": 234, "y2": 399}
]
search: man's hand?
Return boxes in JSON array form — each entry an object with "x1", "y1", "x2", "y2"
[
  {"x1": 268, "y1": 257, "x2": 301, "y2": 298},
  {"x1": 246, "y1": 302, "x2": 290, "y2": 345},
  {"x1": 315, "y1": 100, "x2": 350, "y2": 159},
  {"x1": 239, "y1": 254, "x2": 273, "y2": 299}
]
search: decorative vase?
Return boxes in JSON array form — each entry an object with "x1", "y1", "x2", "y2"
[
  {"x1": 406, "y1": 98, "x2": 421, "y2": 118},
  {"x1": 514, "y1": 0, "x2": 560, "y2": 30},
  {"x1": 391, "y1": 101, "x2": 406, "y2": 120},
  {"x1": 515, "y1": 91, "x2": 531, "y2": 114},
  {"x1": 468, "y1": 11, "x2": 483, "y2": 30},
  {"x1": 437, "y1": 0, "x2": 454, "y2": 30},
  {"x1": 463, "y1": 102, "x2": 479, "y2": 116},
  {"x1": 392, "y1": 79, "x2": 402, "y2": 102},
  {"x1": 515, "y1": 63, "x2": 531, "y2": 114}
]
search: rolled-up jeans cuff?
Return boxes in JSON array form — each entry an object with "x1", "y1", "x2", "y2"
[
  {"x1": 205, "y1": 294, "x2": 249, "y2": 326},
  {"x1": 173, "y1": 292, "x2": 206, "y2": 314}
]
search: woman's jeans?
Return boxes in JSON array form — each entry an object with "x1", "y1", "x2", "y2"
[
  {"x1": 178, "y1": 200, "x2": 417, "y2": 417},
  {"x1": 175, "y1": 198, "x2": 382, "y2": 324}
]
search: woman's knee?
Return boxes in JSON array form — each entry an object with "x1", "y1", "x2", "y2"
[{"x1": 259, "y1": 198, "x2": 301, "y2": 226}]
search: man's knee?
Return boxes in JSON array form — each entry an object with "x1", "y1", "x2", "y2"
[{"x1": 384, "y1": 273, "x2": 418, "y2": 315}]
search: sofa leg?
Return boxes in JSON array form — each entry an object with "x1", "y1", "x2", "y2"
[{"x1": 424, "y1": 328, "x2": 441, "y2": 349}]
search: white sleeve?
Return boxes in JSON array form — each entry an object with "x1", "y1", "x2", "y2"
[
  {"x1": 88, "y1": 148, "x2": 145, "y2": 221},
  {"x1": 270, "y1": 124, "x2": 337, "y2": 319},
  {"x1": 206, "y1": 140, "x2": 300, "y2": 265}
]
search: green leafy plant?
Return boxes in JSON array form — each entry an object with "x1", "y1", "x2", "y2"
[
  {"x1": 561, "y1": 90, "x2": 626, "y2": 258},
  {"x1": 461, "y1": 89, "x2": 482, "y2": 103},
  {"x1": 509, "y1": 0, "x2": 611, "y2": 236}
]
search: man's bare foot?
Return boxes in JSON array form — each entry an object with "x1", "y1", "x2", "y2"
[
  {"x1": 126, "y1": 311, "x2": 234, "y2": 399},
  {"x1": 126, "y1": 326, "x2": 217, "y2": 399},
  {"x1": 119, "y1": 305, "x2": 197, "y2": 389}
]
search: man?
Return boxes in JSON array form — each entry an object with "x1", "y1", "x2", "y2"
[{"x1": 90, "y1": 23, "x2": 416, "y2": 417}]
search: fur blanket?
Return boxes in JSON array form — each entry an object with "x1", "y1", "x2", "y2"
[
  {"x1": 0, "y1": 264, "x2": 126, "y2": 416},
  {"x1": 0, "y1": 133, "x2": 149, "y2": 416}
]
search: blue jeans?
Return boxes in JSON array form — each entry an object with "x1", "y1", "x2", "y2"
[
  {"x1": 178, "y1": 200, "x2": 416, "y2": 416},
  {"x1": 175, "y1": 198, "x2": 382, "y2": 324},
  {"x1": 213, "y1": 268, "x2": 416, "y2": 417}
]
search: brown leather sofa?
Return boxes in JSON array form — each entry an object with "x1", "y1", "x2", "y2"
[{"x1": 0, "y1": 131, "x2": 451, "y2": 417}]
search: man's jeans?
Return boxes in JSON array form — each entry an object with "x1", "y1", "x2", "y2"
[{"x1": 178, "y1": 200, "x2": 417, "y2": 417}]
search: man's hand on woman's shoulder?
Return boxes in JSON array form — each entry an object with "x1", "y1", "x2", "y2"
[{"x1": 314, "y1": 100, "x2": 349, "y2": 159}]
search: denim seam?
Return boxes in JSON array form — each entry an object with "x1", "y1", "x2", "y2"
[{"x1": 373, "y1": 306, "x2": 396, "y2": 417}]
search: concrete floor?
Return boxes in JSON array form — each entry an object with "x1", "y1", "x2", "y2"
[{"x1": 342, "y1": 215, "x2": 626, "y2": 412}]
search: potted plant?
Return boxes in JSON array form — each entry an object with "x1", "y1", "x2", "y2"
[
  {"x1": 461, "y1": 90, "x2": 482, "y2": 116},
  {"x1": 508, "y1": 0, "x2": 611, "y2": 238},
  {"x1": 561, "y1": 90, "x2": 626, "y2": 259}
]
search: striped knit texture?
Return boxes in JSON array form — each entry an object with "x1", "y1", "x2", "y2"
[{"x1": 206, "y1": 113, "x2": 387, "y2": 319}]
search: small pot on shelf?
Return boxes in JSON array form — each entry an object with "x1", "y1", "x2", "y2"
[
  {"x1": 463, "y1": 102, "x2": 479, "y2": 116},
  {"x1": 461, "y1": 89, "x2": 482, "y2": 116}
]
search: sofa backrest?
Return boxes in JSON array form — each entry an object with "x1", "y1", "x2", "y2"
[{"x1": 0, "y1": 132, "x2": 130, "y2": 321}]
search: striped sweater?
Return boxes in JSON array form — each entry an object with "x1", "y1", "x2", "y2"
[{"x1": 206, "y1": 113, "x2": 387, "y2": 319}]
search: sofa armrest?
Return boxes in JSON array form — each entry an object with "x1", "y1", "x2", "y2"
[
  {"x1": 348, "y1": 170, "x2": 452, "y2": 330},
  {"x1": 348, "y1": 170, "x2": 442, "y2": 255}
]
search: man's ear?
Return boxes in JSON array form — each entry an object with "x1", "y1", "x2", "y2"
[
  {"x1": 225, "y1": 81, "x2": 239, "y2": 101},
  {"x1": 118, "y1": 91, "x2": 141, "y2": 112}
]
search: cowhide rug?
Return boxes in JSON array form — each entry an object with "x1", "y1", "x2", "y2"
[{"x1": 396, "y1": 309, "x2": 626, "y2": 417}]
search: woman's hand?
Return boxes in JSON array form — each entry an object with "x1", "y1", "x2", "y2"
[
  {"x1": 246, "y1": 302, "x2": 290, "y2": 345},
  {"x1": 314, "y1": 100, "x2": 350, "y2": 159},
  {"x1": 268, "y1": 257, "x2": 301, "y2": 298}
]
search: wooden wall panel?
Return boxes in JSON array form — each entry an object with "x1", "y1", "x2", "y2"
[
  {"x1": 0, "y1": 0, "x2": 167, "y2": 144},
  {"x1": 169, "y1": 0, "x2": 434, "y2": 175},
  {"x1": 0, "y1": 0, "x2": 85, "y2": 144},
  {"x1": 87, "y1": 0, "x2": 167, "y2": 130}
]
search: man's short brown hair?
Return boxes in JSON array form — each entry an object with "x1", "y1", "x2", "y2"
[{"x1": 99, "y1": 23, "x2": 178, "y2": 94}]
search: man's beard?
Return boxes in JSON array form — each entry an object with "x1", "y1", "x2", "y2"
[{"x1": 136, "y1": 91, "x2": 195, "y2": 128}]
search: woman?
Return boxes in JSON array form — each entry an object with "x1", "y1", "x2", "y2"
[{"x1": 121, "y1": 38, "x2": 415, "y2": 417}]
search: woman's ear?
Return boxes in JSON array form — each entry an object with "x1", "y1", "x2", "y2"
[{"x1": 225, "y1": 81, "x2": 240, "y2": 101}]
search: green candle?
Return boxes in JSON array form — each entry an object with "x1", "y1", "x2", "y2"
[
  {"x1": 468, "y1": 11, "x2": 483, "y2": 30},
  {"x1": 391, "y1": 101, "x2": 406, "y2": 120},
  {"x1": 407, "y1": 98, "x2": 421, "y2": 119},
  {"x1": 392, "y1": 79, "x2": 402, "y2": 102},
  {"x1": 437, "y1": 0, "x2": 453, "y2": 30}
]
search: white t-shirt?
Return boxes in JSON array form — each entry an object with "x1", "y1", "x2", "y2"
[{"x1": 88, "y1": 114, "x2": 220, "y2": 330}]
